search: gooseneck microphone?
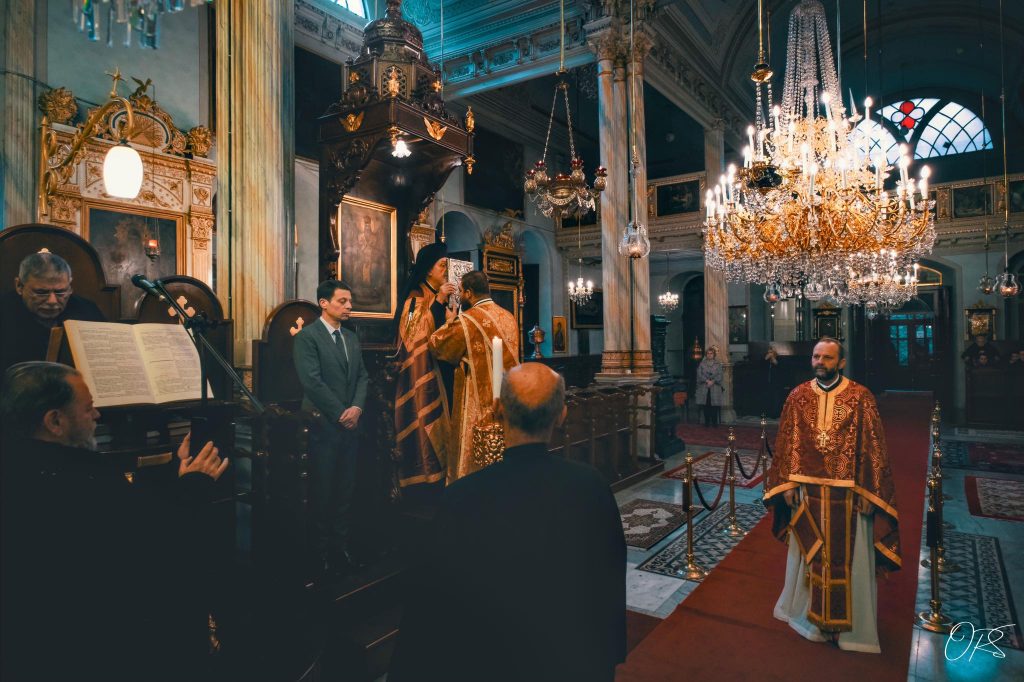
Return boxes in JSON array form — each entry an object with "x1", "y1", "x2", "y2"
[{"x1": 130, "y1": 274, "x2": 164, "y2": 299}]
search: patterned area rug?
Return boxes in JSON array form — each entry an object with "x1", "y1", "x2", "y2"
[
  {"x1": 662, "y1": 450, "x2": 765, "y2": 489},
  {"x1": 619, "y1": 499, "x2": 686, "y2": 550},
  {"x1": 675, "y1": 424, "x2": 775, "y2": 450},
  {"x1": 939, "y1": 439, "x2": 1024, "y2": 475},
  {"x1": 637, "y1": 502, "x2": 767, "y2": 581},
  {"x1": 915, "y1": 531, "x2": 1023, "y2": 650},
  {"x1": 965, "y1": 476, "x2": 1024, "y2": 522}
]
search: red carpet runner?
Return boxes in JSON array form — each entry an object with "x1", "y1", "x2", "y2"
[{"x1": 617, "y1": 393, "x2": 932, "y2": 682}]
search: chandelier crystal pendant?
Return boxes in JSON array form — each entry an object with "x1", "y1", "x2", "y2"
[
  {"x1": 524, "y1": 0, "x2": 606, "y2": 219},
  {"x1": 702, "y1": 0, "x2": 935, "y2": 302}
]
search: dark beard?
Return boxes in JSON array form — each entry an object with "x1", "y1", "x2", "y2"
[
  {"x1": 460, "y1": 298, "x2": 471, "y2": 312},
  {"x1": 814, "y1": 366, "x2": 839, "y2": 383}
]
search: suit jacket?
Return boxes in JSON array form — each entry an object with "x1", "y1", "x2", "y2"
[
  {"x1": 293, "y1": 319, "x2": 369, "y2": 438},
  {"x1": 389, "y1": 443, "x2": 627, "y2": 682}
]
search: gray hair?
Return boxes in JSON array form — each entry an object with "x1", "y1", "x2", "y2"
[
  {"x1": 18, "y1": 251, "x2": 73, "y2": 283},
  {"x1": 500, "y1": 370, "x2": 566, "y2": 436},
  {"x1": 0, "y1": 362, "x2": 79, "y2": 439}
]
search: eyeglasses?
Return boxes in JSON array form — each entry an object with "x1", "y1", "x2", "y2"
[{"x1": 27, "y1": 287, "x2": 72, "y2": 301}]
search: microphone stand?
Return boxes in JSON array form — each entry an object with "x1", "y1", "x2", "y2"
[{"x1": 151, "y1": 280, "x2": 264, "y2": 414}]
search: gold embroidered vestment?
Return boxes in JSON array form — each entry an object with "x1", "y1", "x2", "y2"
[{"x1": 764, "y1": 377, "x2": 900, "y2": 632}]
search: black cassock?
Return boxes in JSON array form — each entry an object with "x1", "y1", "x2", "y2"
[
  {"x1": 389, "y1": 443, "x2": 627, "y2": 682},
  {"x1": 0, "y1": 291, "x2": 105, "y2": 372},
  {"x1": 0, "y1": 438, "x2": 216, "y2": 682}
]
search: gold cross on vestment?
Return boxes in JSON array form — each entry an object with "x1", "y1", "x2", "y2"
[{"x1": 816, "y1": 430, "x2": 831, "y2": 449}]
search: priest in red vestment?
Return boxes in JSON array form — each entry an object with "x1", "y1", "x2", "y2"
[{"x1": 764, "y1": 337, "x2": 900, "y2": 653}]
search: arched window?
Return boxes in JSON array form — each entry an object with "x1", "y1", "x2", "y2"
[
  {"x1": 332, "y1": 0, "x2": 366, "y2": 18},
  {"x1": 852, "y1": 98, "x2": 992, "y2": 162}
]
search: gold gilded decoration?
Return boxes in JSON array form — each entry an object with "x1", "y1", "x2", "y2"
[
  {"x1": 384, "y1": 66, "x2": 403, "y2": 97},
  {"x1": 38, "y1": 87, "x2": 78, "y2": 124},
  {"x1": 471, "y1": 411, "x2": 505, "y2": 468},
  {"x1": 487, "y1": 221, "x2": 517, "y2": 250},
  {"x1": 464, "y1": 106, "x2": 475, "y2": 133},
  {"x1": 432, "y1": 78, "x2": 443, "y2": 93},
  {"x1": 816, "y1": 430, "x2": 831, "y2": 449},
  {"x1": 289, "y1": 317, "x2": 305, "y2": 336},
  {"x1": 190, "y1": 214, "x2": 214, "y2": 250},
  {"x1": 47, "y1": 195, "x2": 82, "y2": 225},
  {"x1": 186, "y1": 126, "x2": 213, "y2": 157},
  {"x1": 342, "y1": 111, "x2": 364, "y2": 133},
  {"x1": 489, "y1": 259, "x2": 514, "y2": 275},
  {"x1": 464, "y1": 154, "x2": 476, "y2": 175},
  {"x1": 348, "y1": 71, "x2": 361, "y2": 84},
  {"x1": 423, "y1": 117, "x2": 448, "y2": 141}
]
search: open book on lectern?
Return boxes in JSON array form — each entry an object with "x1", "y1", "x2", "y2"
[{"x1": 58, "y1": 320, "x2": 209, "y2": 408}]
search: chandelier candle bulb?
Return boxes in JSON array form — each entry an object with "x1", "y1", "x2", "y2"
[
  {"x1": 773, "y1": 105, "x2": 782, "y2": 132},
  {"x1": 747, "y1": 126, "x2": 756, "y2": 158}
]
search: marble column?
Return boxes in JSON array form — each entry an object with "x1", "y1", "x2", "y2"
[
  {"x1": 703, "y1": 124, "x2": 736, "y2": 421},
  {"x1": 626, "y1": 33, "x2": 655, "y2": 378},
  {"x1": 215, "y1": 0, "x2": 296, "y2": 362},
  {"x1": 588, "y1": 28, "x2": 631, "y2": 379},
  {"x1": 2, "y1": 0, "x2": 43, "y2": 226}
]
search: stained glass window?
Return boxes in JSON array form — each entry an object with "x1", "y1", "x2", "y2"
[
  {"x1": 915, "y1": 102, "x2": 993, "y2": 159},
  {"x1": 879, "y1": 98, "x2": 939, "y2": 140}
]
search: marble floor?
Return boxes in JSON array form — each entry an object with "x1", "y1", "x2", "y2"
[{"x1": 616, "y1": 427, "x2": 1024, "y2": 682}]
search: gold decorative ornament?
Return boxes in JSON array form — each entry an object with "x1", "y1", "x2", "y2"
[
  {"x1": 38, "y1": 87, "x2": 78, "y2": 125},
  {"x1": 342, "y1": 111, "x2": 365, "y2": 133},
  {"x1": 464, "y1": 154, "x2": 476, "y2": 175},
  {"x1": 464, "y1": 106, "x2": 475, "y2": 133},
  {"x1": 186, "y1": 126, "x2": 213, "y2": 157},
  {"x1": 471, "y1": 408, "x2": 505, "y2": 468},
  {"x1": 38, "y1": 68, "x2": 141, "y2": 217},
  {"x1": 423, "y1": 117, "x2": 448, "y2": 141}
]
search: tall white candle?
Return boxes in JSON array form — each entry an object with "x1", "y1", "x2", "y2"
[{"x1": 491, "y1": 336, "x2": 502, "y2": 400}]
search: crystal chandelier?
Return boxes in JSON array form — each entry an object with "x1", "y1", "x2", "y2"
[
  {"x1": 844, "y1": 251, "x2": 918, "y2": 311},
  {"x1": 703, "y1": 0, "x2": 935, "y2": 300},
  {"x1": 567, "y1": 217, "x2": 594, "y2": 305},
  {"x1": 657, "y1": 253, "x2": 678, "y2": 312},
  {"x1": 524, "y1": 0, "x2": 606, "y2": 219},
  {"x1": 72, "y1": 1, "x2": 211, "y2": 49},
  {"x1": 658, "y1": 290, "x2": 679, "y2": 313}
]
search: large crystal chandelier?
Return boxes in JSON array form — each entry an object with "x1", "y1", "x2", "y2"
[
  {"x1": 844, "y1": 251, "x2": 918, "y2": 312},
  {"x1": 524, "y1": 0, "x2": 606, "y2": 219},
  {"x1": 72, "y1": 1, "x2": 211, "y2": 49},
  {"x1": 703, "y1": 0, "x2": 935, "y2": 301}
]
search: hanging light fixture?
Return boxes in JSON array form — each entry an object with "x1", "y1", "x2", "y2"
[
  {"x1": 38, "y1": 68, "x2": 142, "y2": 216},
  {"x1": 658, "y1": 253, "x2": 679, "y2": 312},
  {"x1": 703, "y1": 0, "x2": 934, "y2": 300},
  {"x1": 618, "y1": 0, "x2": 650, "y2": 260},
  {"x1": 71, "y1": 0, "x2": 211, "y2": 49},
  {"x1": 524, "y1": 0, "x2": 606, "y2": 219},
  {"x1": 567, "y1": 215, "x2": 594, "y2": 305},
  {"x1": 979, "y1": 233, "x2": 996, "y2": 295},
  {"x1": 993, "y1": 0, "x2": 1020, "y2": 299}
]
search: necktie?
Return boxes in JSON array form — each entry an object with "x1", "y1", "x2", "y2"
[{"x1": 332, "y1": 329, "x2": 349, "y2": 363}]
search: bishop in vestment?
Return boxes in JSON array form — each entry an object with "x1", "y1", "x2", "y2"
[
  {"x1": 764, "y1": 338, "x2": 900, "y2": 653},
  {"x1": 429, "y1": 271, "x2": 519, "y2": 483},
  {"x1": 393, "y1": 243, "x2": 455, "y2": 487}
]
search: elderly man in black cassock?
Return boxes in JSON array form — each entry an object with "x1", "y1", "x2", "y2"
[
  {"x1": 389, "y1": 363, "x2": 626, "y2": 682},
  {"x1": 0, "y1": 361, "x2": 229, "y2": 681},
  {"x1": 0, "y1": 252, "x2": 105, "y2": 371}
]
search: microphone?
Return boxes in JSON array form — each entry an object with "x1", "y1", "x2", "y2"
[{"x1": 131, "y1": 274, "x2": 164, "y2": 298}]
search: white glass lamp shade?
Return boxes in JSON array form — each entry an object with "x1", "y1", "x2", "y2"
[
  {"x1": 392, "y1": 138, "x2": 411, "y2": 158},
  {"x1": 103, "y1": 143, "x2": 144, "y2": 199}
]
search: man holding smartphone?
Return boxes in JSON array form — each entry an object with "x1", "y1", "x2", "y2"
[{"x1": 293, "y1": 279, "x2": 369, "y2": 576}]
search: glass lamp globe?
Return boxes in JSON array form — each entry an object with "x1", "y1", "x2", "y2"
[
  {"x1": 995, "y1": 271, "x2": 1020, "y2": 298},
  {"x1": 763, "y1": 285, "x2": 781, "y2": 303},
  {"x1": 978, "y1": 273, "x2": 995, "y2": 295},
  {"x1": 392, "y1": 138, "x2": 412, "y2": 158},
  {"x1": 865, "y1": 301, "x2": 879, "y2": 320},
  {"x1": 618, "y1": 220, "x2": 650, "y2": 259},
  {"x1": 103, "y1": 142, "x2": 144, "y2": 199}
]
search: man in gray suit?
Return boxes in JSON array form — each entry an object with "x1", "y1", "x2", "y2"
[{"x1": 293, "y1": 279, "x2": 369, "y2": 575}]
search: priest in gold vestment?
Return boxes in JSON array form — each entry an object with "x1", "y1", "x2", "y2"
[
  {"x1": 429, "y1": 271, "x2": 519, "y2": 483},
  {"x1": 764, "y1": 338, "x2": 900, "y2": 653},
  {"x1": 394, "y1": 243, "x2": 455, "y2": 487}
]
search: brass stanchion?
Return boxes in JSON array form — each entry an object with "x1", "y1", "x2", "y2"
[
  {"x1": 917, "y1": 475, "x2": 953, "y2": 633},
  {"x1": 922, "y1": 402, "x2": 960, "y2": 573},
  {"x1": 675, "y1": 451, "x2": 708, "y2": 581},
  {"x1": 723, "y1": 428, "x2": 745, "y2": 537}
]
